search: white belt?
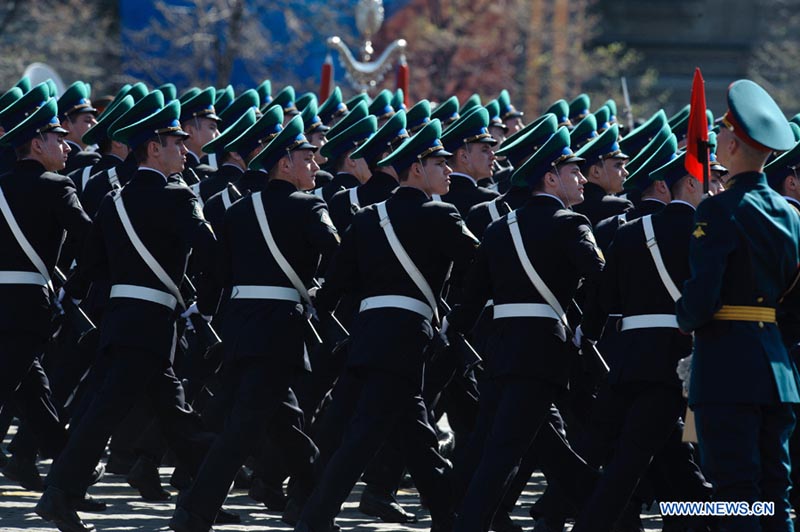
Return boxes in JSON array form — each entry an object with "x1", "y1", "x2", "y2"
[
  {"x1": 493, "y1": 303, "x2": 560, "y2": 320},
  {"x1": 0, "y1": 271, "x2": 49, "y2": 286},
  {"x1": 230, "y1": 285, "x2": 301, "y2": 302},
  {"x1": 620, "y1": 314, "x2": 679, "y2": 331},
  {"x1": 110, "y1": 284, "x2": 177, "y2": 310},
  {"x1": 359, "y1": 295, "x2": 434, "y2": 320}
]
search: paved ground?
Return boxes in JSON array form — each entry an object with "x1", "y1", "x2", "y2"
[{"x1": 0, "y1": 425, "x2": 665, "y2": 531}]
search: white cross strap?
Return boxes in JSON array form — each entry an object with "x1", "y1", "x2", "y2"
[
  {"x1": 375, "y1": 201, "x2": 440, "y2": 323},
  {"x1": 0, "y1": 185, "x2": 53, "y2": 292},
  {"x1": 506, "y1": 210, "x2": 568, "y2": 329},
  {"x1": 251, "y1": 192, "x2": 311, "y2": 305},
  {"x1": 641, "y1": 215, "x2": 681, "y2": 302},
  {"x1": 349, "y1": 187, "x2": 360, "y2": 209},
  {"x1": 111, "y1": 189, "x2": 184, "y2": 309}
]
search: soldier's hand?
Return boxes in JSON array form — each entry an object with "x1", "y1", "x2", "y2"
[
  {"x1": 181, "y1": 302, "x2": 211, "y2": 331},
  {"x1": 572, "y1": 324, "x2": 595, "y2": 348}
]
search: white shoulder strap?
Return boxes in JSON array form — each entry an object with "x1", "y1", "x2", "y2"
[
  {"x1": 190, "y1": 181, "x2": 204, "y2": 209},
  {"x1": 0, "y1": 185, "x2": 53, "y2": 291},
  {"x1": 349, "y1": 187, "x2": 360, "y2": 209},
  {"x1": 642, "y1": 215, "x2": 681, "y2": 302},
  {"x1": 618, "y1": 212, "x2": 627, "y2": 224},
  {"x1": 314, "y1": 188, "x2": 324, "y2": 199},
  {"x1": 81, "y1": 166, "x2": 93, "y2": 191},
  {"x1": 251, "y1": 192, "x2": 311, "y2": 305},
  {"x1": 207, "y1": 153, "x2": 218, "y2": 170},
  {"x1": 431, "y1": 193, "x2": 442, "y2": 202},
  {"x1": 488, "y1": 198, "x2": 501, "y2": 221},
  {"x1": 375, "y1": 201, "x2": 440, "y2": 323},
  {"x1": 108, "y1": 167, "x2": 120, "y2": 190},
  {"x1": 111, "y1": 190, "x2": 184, "y2": 307},
  {"x1": 506, "y1": 210, "x2": 568, "y2": 328},
  {"x1": 222, "y1": 188, "x2": 232, "y2": 210}
]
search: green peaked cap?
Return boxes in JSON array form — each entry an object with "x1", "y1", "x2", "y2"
[
  {"x1": 325, "y1": 100, "x2": 369, "y2": 142},
  {"x1": 351, "y1": 109, "x2": 408, "y2": 164},
  {"x1": 622, "y1": 133, "x2": 678, "y2": 192},
  {"x1": 108, "y1": 90, "x2": 165, "y2": 139},
  {"x1": 83, "y1": 94, "x2": 135, "y2": 146},
  {"x1": 510, "y1": 126, "x2": 584, "y2": 187},
  {"x1": 320, "y1": 115, "x2": 377, "y2": 161},
  {"x1": 406, "y1": 99, "x2": 431, "y2": 133},
  {"x1": 378, "y1": 118, "x2": 451, "y2": 173},
  {"x1": 723, "y1": 79, "x2": 794, "y2": 151},
  {"x1": 568, "y1": 93, "x2": 591, "y2": 123},
  {"x1": 219, "y1": 89, "x2": 260, "y2": 126},
  {"x1": 113, "y1": 100, "x2": 189, "y2": 149},
  {"x1": 157, "y1": 83, "x2": 177, "y2": 102},
  {"x1": 619, "y1": 109, "x2": 668, "y2": 159},
  {"x1": 569, "y1": 114, "x2": 598, "y2": 150},
  {"x1": 249, "y1": 114, "x2": 316, "y2": 171},
  {"x1": 0, "y1": 98, "x2": 67, "y2": 147},
  {"x1": 224, "y1": 105, "x2": 284, "y2": 159},
  {"x1": 318, "y1": 87, "x2": 347, "y2": 125},
  {"x1": 430, "y1": 96, "x2": 460, "y2": 128},
  {"x1": 623, "y1": 123, "x2": 672, "y2": 176}
]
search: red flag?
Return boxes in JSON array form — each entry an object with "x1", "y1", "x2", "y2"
[
  {"x1": 319, "y1": 53, "x2": 333, "y2": 101},
  {"x1": 396, "y1": 55, "x2": 409, "y2": 107},
  {"x1": 685, "y1": 67, "x2": 709, "y2": 184}
]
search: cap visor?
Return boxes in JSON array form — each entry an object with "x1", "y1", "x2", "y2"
[{"x1": 429, "y1": 148, "x2": 452, "y2": 158}]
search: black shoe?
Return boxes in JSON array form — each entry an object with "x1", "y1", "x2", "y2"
[
  {"x1": 214, "y1": 507, "x2": 241, "y2": 524},
  {"x1": 170, "y1": 465, "x2": 193, "y2": 491},
  {"x1": 35, "y1": 487, "x2": 96, "y2": 532},
  {"x1": 105, "y1": 451, "x2": 135, "y2": 475},
  {"x1": 169, "y1": 506, "x2": 214, "y2": 532},
  {"x1": 358, "y1": 485, "x2": 417, "y2": 523},
  {"x1": 281, "y1": 497, "x2": 303, "y2": 526},
  {"x1": 2, "y1": 454, "x2": 43, "y2": 491},
  {"x1": 491, "y1": 510, "x2": 523, "y2": 532},
  {"x1": 249, "y1": 476, "x2": 287, "y2": 511},
  {"x1": 70, "y1": 494, "x2": 107, "y2": 513},
  {"x1": 127, "y1": 456, "x2": 171, "y2": 501},
  {"x1": 233, "y1": 465, "x2": 253, "y2": 489}
]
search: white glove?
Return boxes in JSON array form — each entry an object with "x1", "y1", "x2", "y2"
[
  {"x1": 572, "y1": 325, "x2": 595, "y2": 348},
  {"x1": 181, "y1": 302, "x2": 211, "y2": 331},
  {"x1": 676, "y1": 355, "x2": 692, "y2": 395},
  {"x1": 308, "y1": 286, "x2": 319, "y2": 299},
  {"x1": 55, "y1": 287, "x2": 81, "y2": 314}
]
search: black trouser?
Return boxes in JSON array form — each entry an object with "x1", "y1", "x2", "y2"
[
  {"x1": 571, "y1": 382, "x2": 686, "y2": 532},
  {"x1": 453, "y1": 377, "x2": 594, "y2": 531},
  {"x1": 179, "y1": 357, "x2": 317, "y2": 524},
  {"x1": 46, "y1": 345, "x2": 213, "y2": 497},
  {"x1": 299, "y1": 366, "x2": 452, "y2": 531},
  {"x1": 0, "y1": 333, "x2": 66, "y2": 459}
]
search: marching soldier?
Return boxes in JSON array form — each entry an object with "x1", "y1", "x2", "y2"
[
  {"x1": 572, "y1": 151, "x2": 711, "y2": 532},
  {"x1": 300, "y1": 98, "x2": 336, "y2": 191},
  {"x1": 676, "y1": 80, "x2": 800, "y2": 531},
  {"x1": 315, "y1": 115, "x2": 377, "y2": 203},
  {"x1": 430, "y1": 96, "x2": 460, "y2": 130},
  {"x1": 57, "y1": 82, "x2": 101, "y2": 177},
  {"x1": 317, "y1": 87, "x2": 348, "y2": 127},
  {"x1": 446, "y1": 127, "x2": 604, "y2": 531},
  {"x1": 0, "y1": 99, "x2": 92, "y2": 491},
  {"x1": 294, "y1": 118, "x2": 478, "y2": 532},
  {"x1": 36, "y1": 100, "x2": 219, "y2": 532},
  {"x1": 497, "y1": 89, "x2": 524, "y2": 135},
  {"x1": 170, "y1": 115, "x2": 338, "y2": 532},
  {"x1": 313, "y1": 101, "x2": 369, "y2": 201},
  {"x1": 765, "y1": 140, "x2": 800, "y2": 211},
  {"x1": 179, "y1": 87, "x2": 221, "y2": 179}
]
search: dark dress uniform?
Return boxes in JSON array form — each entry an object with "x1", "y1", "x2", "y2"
[
  {"x1": 0, "y1": 159, "x2": 92, "y2": 459},
  {"x1": 327, "y1": 170, "x2": 398, "y2": 231},
  {"x1": 573, "y1": 200, "x2": 705, "y2": 532},
  {"x1": 573, "y1": 181, "x2": 633, "y2": 227},
  {"x1": 63, "y1": 140, "x2": 101, "y2": 176},
  {"x1": 189, "y1": 163, "x2": 241, "y2": 207},
  {"x1": 66, "y1": 153, "x2": 123, "y2": 198},
  {"x1": 80, "y1": 154, "x2": 139, "y2": 218},
  {"x1": 447, "y1": 193, "x2": 605, "y2": 531},
  {"x1": 297, "y1": 184, "x2": 479, "y2": 531},
  {"x1": 465, "y1": 185, "x2": 529, "y2": 240},
  {"x1": 175, "y1": 177, "x2": 340, "y2": 527},
  {"x1": 41, "y1": 165, "x2": 219, "y2": 505},
  {"x1": 592, "y1": 197, "x2": 666, "y2": 252}
]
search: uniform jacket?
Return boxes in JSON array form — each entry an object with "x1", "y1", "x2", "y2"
[
  {"x1": 67, "y1": 153, "x2": 122, "y2": 197},
  {"x1": 203, "y1": 169, "x2": 266, "y2": 235},
  {"x1": 317, "y1": 186, "x2": 479, "y2": 386},
  {"x1": 192, "y1": 163, "x2": 242, "y2": 205},
  {"x1": 466, "y1": 185, "x2": 530, "y2": 240},
  {"x1": 67, "y1": 168, "x2": 218, "y2": 357},
  {"x1": 318, "y1": 172, "x2": 359, "y2": 203},
  {"x1": 573, "y1": 181, "x2": 633, "y2": 227},
  {"x1": 593, "y1": 198, "x2": 666, "y2": 252},
  {"x1": 676, "y1": 172, "x2": 800, "y2": 405},
  {"x1": 584, "y1": 201, "x2": 695, "y2": 387},
  {"x1": 0, "y1": 159, "x2": 92, "y2": 338},
  {"x1": 80, "y1": 154, "x2": 138, "y2": 218},
  {"x1": 449, "y1": 194, "x2": 605, "y2": 387},
  {"x1": 219, "y1": 178, "x2": 339, "y2": 368}
]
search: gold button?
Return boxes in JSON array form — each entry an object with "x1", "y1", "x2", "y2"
[
  {"x1": 759, "y1": 322, "x2": 764, "y2": 328},
  {"x1": 757, "y1": 297, "x2": 764, "y2": 303}
]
